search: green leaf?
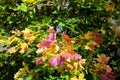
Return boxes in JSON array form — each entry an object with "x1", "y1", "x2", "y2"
[
  {"x1": 25, "y1": 75, "x2": 33, "y2": 80},
  {"x1": 17, "y1": 3, "x2": 28, "y2": 12}
]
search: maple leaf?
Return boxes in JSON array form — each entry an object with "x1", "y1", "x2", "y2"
[
  {"x1": 104, "y1": 3, "x2": 115, "y2": 12},
  {"x1": 78, "y1": 73, "x2": 86, "y2": 80},
  {"x1": 7, "y1": 36, "x2": 19, "y2": 44},
  {"x1": 102, "y1": 65, "x2": 112, "y2": 73},
  {"x1": 47, "y1": 42, "x2": 60, "y2": 53},
  {"x1": 97, "y1": 54, "x2": 110, "y2": 64},
  {"x1": 7, "y1": 47, "x2": 17, "y2": 54},
  {"x1": 49, "y1": 54, "x2": 61, "y2": 68},
  {"x1": 37, "y1": 32, "x2": 57, "y2": 48},
  {"x1": 94, "y1": 34, "x2": 102, "y2": 45},
  {"x1": 84, "y1": 41, "x2": 98, "y2": 50},
  {"x1": 70, "y1": 76, "x2": 78, "y2": 80},
  {"x1": 60, "y1": 51, "x2": 73, "y2": 59},
  {"x1": 19, "y1": 42, "x2": 28, "y2": 53},
  {"x1": 36, "y1": 57, "x2": 43, "y2": 66},
  {"x1": 47, "y1": 27, "x2": 55, "y2": 33},
  {"x1": 73, "y1": 53, "x2": 82, "y2": 60},
  {"x1": 101, "y1": 72, "x2": 115, "y2": 80},
  {"x1": 84, "y1": 31, "x2": 93, "y2": 40},
  {"x1": 61, "y1": 34, "x2": 73, "y2": 45},
  {"x1": 60, "y1": 51, "x2": 82, "y2": 60}
]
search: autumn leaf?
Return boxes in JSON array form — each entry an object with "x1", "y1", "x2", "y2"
[
  {"x1": 22, "y1": 0, "x2": 35, "y2": 3},
  {"x1": 47, "y1": 27, "x2": 55, "y2": 33},
  {"x1": 105, "y1": 3, "x2": 115, "y2": 12},
  {"x1": 61, "y1": 34, "x2": 73, "y2": 45},
  {"x1": 97, "y1": 54, "x2": 110, "y2": 64},
  {"x1": 70, "y1": 76, "x2": 78, "y2": 80},
  {"x1": 7, "y1": 47, "x2": 17, "y2": 54},
  {"x1": 7, "y1": 35, "x2": 19, "y2": 44},
  {"x1": 19, "y1": 42, "x2": 28, "y2": 53},
  {"x1": 101, "y1": 65, "x2": 112, "y2": 73},
  {"x1": 101, "y1": 72, "x2": 115, "y2": 80},
  {"x1": 78, "y1": 73, "x2": 86, "y2": 80},
  {"x1": 61, "y1": 51, "x2": 73, "y2": 59},
  {"x1": 84, "y1": 31, "x2": 93, "y2": 40},
  {"x1": 73, "y1": 53, "x2": 82, "y2": 60},
  {"x1": 49, "y1": 54, "x2": 61, "y2": 68},
  {"x1": 37, "y1": 32, "x2": 57, "y2": 48},
  {"x1": 36, "y1": 57, "x2": 43, "y2": 66},
  {"x1": 94, "y1": 34, "x2": 102, "y2": 45},
  {"x1": 84, "y1": 41, "x2": 98, "y2": 50}
]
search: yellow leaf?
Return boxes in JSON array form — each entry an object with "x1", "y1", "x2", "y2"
[
  {"x1": 84, "y1": 41, "x2": 98, "y2": 50},
  {"x1": 22, "y1": 28, "x2": 31, "y2": 34},
  {"x1": 70, "y1": 76, "x2": 78, "y2": 80},
  {"x1": 7, "y1": 36, "x2": 19, "y2": 44},
  {"x1": 14, "y1": 68, "x2": 26, "y2": 80},
  {"x1": 84, "y1": 31, "x2": 93, "y2": 40},
  {"x1": 0, "y1": 34, "x2": 4, "y2": 39},
  {"x1": 19, "y1": 43, "x2": 28, "y2": 53},
  {"x1": 22, "y1": 0, "x2": 35, "y2": 3},
  {"x1": 78, "y1": 73, "x2": 86, "y2": 80}
]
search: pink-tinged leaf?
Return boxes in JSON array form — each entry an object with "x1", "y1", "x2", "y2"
[
  {"x1": 94, "y1": 34, "x2": 102, "y2": 45},
  {"x1": 38, "y1": 32, "x2": 57, "y2": 48},
  {"x1": 36, "y1": 57, "x2": 43, "y2": 66},
  {"x1": 101, "y1": 65, "x2": 112, "y2": 73},
  {"x1": 73, "y1": 53, "x2": 82, "y2": 60},
  {"x1": 59, "y1": 57, "x2": 65, "y2": 65},
  {"x1": 47, "y1": 32, "x2": 57, "y2": 41},
  {"x1": 7, "y1": 47, "x2": 17, "y2": 54},
  {"x1": 101, "y1": 72, "x2": 115, "y2": 80},
  {"x1": 49, "y1": 55, "x2": 60, "y2": 68},
  {"x1": 61, "y1": 52, "x2": 72, "y2": 59},
  {"x1": 38, "y1": 40, "x2": 51, "y2": 48},
  {"x1": 97, "y1": 54, "x2": 110, "y2": 64},
  {"x1": 19, "y1": 43, "x2": 28, "y2": 53}
]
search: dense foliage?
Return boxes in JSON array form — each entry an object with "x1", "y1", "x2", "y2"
[{"x1": 0, "y1": 0, "x2": 120, "y2": 80}]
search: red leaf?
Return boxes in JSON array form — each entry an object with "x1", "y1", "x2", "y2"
[
  {"x1": 94, "y1": 34, "x2": 102, "y2": 45},
  {"x1": 101, "y1": 72, "x2": 115, "y2": 80},
  {"x1": 36, "y1": 57, "x2": 43, "y2": 66}
]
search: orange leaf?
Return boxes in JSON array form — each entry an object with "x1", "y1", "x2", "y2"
[
  {"x1": 19, "y1": 43, "x2": 28, "y2": 53},
  {"x1": 84, "y1": 31, "x2": 93, "y2": 40},
  {"x1": 105, "y1": 3, "x2": 115, "y2": 12},
  {"x1": 61, "y1": 34, "x2": 72, "y2": 45},
  {"x1": 97, "y1": 54, "x2": 110, "y2": 64}
]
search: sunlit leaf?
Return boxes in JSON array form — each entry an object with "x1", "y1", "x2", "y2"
[
  {"x1": 78, "y1": 73, "x2": 86, "y2": 80},
  {"x1": 37, "y1": 32, "x2": 57, "y2": 48},
  {"x1": 49, "y1": 54, "x2": 61, "y2": 68},
  {"x1": 61, "y1": 34, "x2": 73, "y2": 45},
  {"x1": 84, "y1": 41, "x2": 98, "y2": 50},
  {"x1": 84, "y1": 31, "x2": 93, "y2": 40},
  {"x1": 70, "y1": 76, "x2": 78, "y2": 80},
  {"x1": 7, "y1": 35, "x2": 19, "y2": 44},
  {"x1": 36, "y1": 57, "x2": 43, "y2": 66},
  {"x1": 101, "y1": 65, "x2": 112, "y2": 73},
  {"x1": 19, "y1": 42, "x2": 28, "y2": 53},
  {"x1": 8, "y1": 47, "x2": 18, "y2": 54},
  {"x1": 97, "y1": 54, "x2": 110, "y2": 64}
]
